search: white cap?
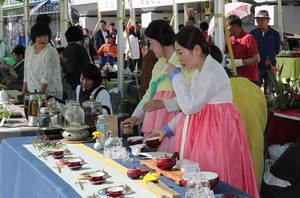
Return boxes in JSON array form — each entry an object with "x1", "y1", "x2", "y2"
[{"x1": 98, "y1": 115, "x2": 104, "y2": 119}]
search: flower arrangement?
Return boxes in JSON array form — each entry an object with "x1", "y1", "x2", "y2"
[
  {"x1": 92, "y1": 131, "x2": 102, "y2": 139},
  {"x1": 31, "y1": 134, "x2": 64, "y2": 151},
  {"x1": 268, "y1": 62, "x2": 300, "y2": 110},
  {"x1": 143, "y1": 172, "x2": 160, "y2": 184}
]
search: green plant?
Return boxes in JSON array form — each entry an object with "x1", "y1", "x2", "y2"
[{"x1": 268, "y1": 63, "x2": 300, "y2": 110}]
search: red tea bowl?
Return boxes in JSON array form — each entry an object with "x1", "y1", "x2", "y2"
[
  {"x1": 51, "y1": 149, "x2": 65, "y2": 159},
  {"x1": 182, "y1": 171, "x2": 219, "y2": 189},
  {"x1": 202, "y1": 171, "x2": 219, "y2": 189},
  {"x1": 145, "y1": 136, "x2": 161, "y2": 149},
  {"x1": 107, "y1": 186, "x2": 124, "y2": 197},
  {"x1": 182, "y1": 172, "x2": 197, "y2": 187},
  {"x1": 67, "y1": 159, "x2": 83, "y2": 170},
  {"x1": 140, "y1": 168, "x2": 151, "y2": 177},
  {"x1": 90, "y1": 172, "x2": 105, "y2": 182}
]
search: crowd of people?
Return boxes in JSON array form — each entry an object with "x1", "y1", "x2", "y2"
[{"x1": 0, "y1": 9, "x2": 290, "y2": 197}]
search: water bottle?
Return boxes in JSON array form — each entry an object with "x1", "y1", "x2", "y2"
[{"x1": 96, "y1": 115, "x2": 106, "y2": 133}]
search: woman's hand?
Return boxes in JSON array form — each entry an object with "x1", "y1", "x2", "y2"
[
  {"x1": 2, "y1": 62, "x2": 10, "y2": 71},
  {"x1": 147, "y1": 129, "x2": 167, "y2": 142},
  {"x1": 120, "y1": 116, "x2": 138, "y2": 134},
  {"x1": 165, "y1": 62, "x2": 177, "y2": 74},
  {"x1": 142, "y1": 100, "x2": 164, "y2": 112}
]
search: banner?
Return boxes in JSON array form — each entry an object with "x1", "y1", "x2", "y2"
[{"x1": 205, "y1": 0, "x2": 211, "y2": 16}]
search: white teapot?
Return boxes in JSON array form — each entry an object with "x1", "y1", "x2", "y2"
[{"x1": 0, "y1": 89, "x2": 9, "y2": 103}]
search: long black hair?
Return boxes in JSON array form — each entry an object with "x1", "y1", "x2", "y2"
[
  {"x1": 80, "y1": 64, "x2": 103, "y2": 91},
  {"x1": 144, "y1": 20, "x2": 174, "y2": 46},
  {"x1": 174, "y1": 26, "x2": 211, "y2": 58}
]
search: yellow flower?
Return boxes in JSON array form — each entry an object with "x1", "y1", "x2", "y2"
[
  {"x1": 92, "y1": 131, "x2": 102, "y2": 139},
  {"x1": 143, "y1": 172, "x2": 160, "y2": 182}
]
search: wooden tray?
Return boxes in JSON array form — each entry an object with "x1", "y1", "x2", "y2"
[
  {"x1": 145, "y1": 180, "x2": 180, "y2": 198},
  {"x1": 140, "y1": 159, "x2": 184, "y2": 185},
  {"x1": 60, "y1": 137, "x2": 94, "y2": 144}
]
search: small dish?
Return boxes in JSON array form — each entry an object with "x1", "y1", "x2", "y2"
[
  {"x1": 130, "y1": 144, "x2": 145, "y2": 156},
  {"x1": 98, "y1": 185, "x2": 132, "y2": 196},
  {"x1": 78, "y1": 169, "x2": 109, "y2": 180},
  {"x1": 89, "y1": 178, "x2": 106, "y2": 185}
]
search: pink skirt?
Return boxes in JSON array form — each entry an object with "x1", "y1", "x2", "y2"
[
  {"x1": 141, "y1": 91, "x2": 180, "y2": 153},
  {"x1": 174, "y1": 103, "x2": 259, "y2": 198}
]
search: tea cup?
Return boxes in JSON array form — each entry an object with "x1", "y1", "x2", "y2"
[
  {"x1": 51, "y1": 149, "x2": 65, "y2": 159},
  {"x1": 107, "y1": 186, "x2": 124, "y2": 197},
  {"x1": 67, "y1": 158, "x2": 83, "y2": 169},
  {"x1": 90, "y1": 172, "x2": 105, "y2": 182}
]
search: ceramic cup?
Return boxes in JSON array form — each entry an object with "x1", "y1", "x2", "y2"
[
  {"x1": 51, "y1": 149, "x2": 65, "y2": 159},
  {"x1": 68, "y1": 159, "x2": 82, "y2": 167},
  {"x1": 145, "y1": 136, "x2": 161, "y2": 149},
  {"x1": 140, "y1": 168, "x2": 151, "y2": 177},
  {"x1": 107, "y1": 186, "x2": 124, "y2": 197},
  {"x1": 89, "y1": 172, "x2": 105, "y2": 182}
]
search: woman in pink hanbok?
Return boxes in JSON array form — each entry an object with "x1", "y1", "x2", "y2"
[
  {"x1": 148, "y1": 26, "x2": 259, "y2": 197},
  {"x1": 121, "y1": 20, "x2": 194, "y2": 153}
]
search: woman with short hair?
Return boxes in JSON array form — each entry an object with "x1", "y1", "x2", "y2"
[{"x1": 21, "y1": 23, "x2": 63, "y2": 101}]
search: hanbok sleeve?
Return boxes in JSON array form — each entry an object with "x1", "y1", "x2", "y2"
[
  {"x1": 163, "y1": 97, "x2": 180, "y2": 113},
  {"x1": 163, "y1": 113, "x2": 182, "y2": 137},
  {"x1": 169, "y1": 69, "x2": 220, "y2": 115}
]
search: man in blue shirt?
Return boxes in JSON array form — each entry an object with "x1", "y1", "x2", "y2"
[
  {"x1": 250, "y1": 10, "x2": 280, "y2": 94},
  {"x1": 17, "y1": 27, "x2": 26, "y2": 47}
]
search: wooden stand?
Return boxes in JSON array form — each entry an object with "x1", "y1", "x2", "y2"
[
  {"x1": 140, "y1": 159, "x2": 184, "y2": 185},
  {"x1": 145, "y1": 181, "x2": 181, "y2": 198}
]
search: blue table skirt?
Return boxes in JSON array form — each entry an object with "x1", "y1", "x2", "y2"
[{"x1": 0, "y1": 136, "x2": 254, "y2": 198}]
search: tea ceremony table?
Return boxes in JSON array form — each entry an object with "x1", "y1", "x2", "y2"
[
  {"x1": 276, "y1": 57, "x2": 300, "y2": 80},
  {"x1": 0, "y1": 104, "x2": 38, "y2": 143},
  {"x1": 268, "y1": 109, "x2": 300, "y2": 152},
  {"x1": 0, "y1": 136, "x2": 254, "y2": 198}
]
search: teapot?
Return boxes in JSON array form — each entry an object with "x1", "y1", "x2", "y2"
[
  {"x1": 156, "y1": 152, "x2": 179, "y2": 170},
  {"x1": 0, "y1": 89, "x2": 9, "y2": 103},
  {"x1": 127, "y1": 166, "x2": 141, "y2": 179}
]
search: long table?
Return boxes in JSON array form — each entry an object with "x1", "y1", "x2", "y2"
[
  {"x1": 268, "y1": 109, "x2": 300, "y2": 148},
  {"x1": 0, "y1": 136, "x2": 254, "y2": 198},
  {"x1": 0, "y1": 104, "x2": 38, "y2": 142},
  {"x1": 276, "y1": 57, "x2": 300, "y2": 80}
]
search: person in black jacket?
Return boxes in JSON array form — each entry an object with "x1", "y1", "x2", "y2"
[
  {"x1": 63, "y1": 26, "x2": 91, "y2": 98},
  {"x1": 94, "y1": 20, "x2": 110, "y2": 66}
]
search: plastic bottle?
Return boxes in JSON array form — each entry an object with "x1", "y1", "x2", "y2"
[{"x1": 96, "y1": 115, "x2": 106, "y2": 133}]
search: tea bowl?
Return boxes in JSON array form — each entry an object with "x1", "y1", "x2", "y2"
[
  {"x1": 145, "y1": 136, "x2": 161, "y2": 149},
  {"x1": 51, "y1": 149, "x2": 65, "y2": 159},
  {"x1": 107, "y1": 186, "x2": 124, "y2": 197}
]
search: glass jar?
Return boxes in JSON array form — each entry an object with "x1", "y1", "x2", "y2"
[
  {"x1": 82, "y1": 95, "x2": 102, "y2": 129},
  {"x1": 103, "y1": 135, "x2": 123, "y2": 159},
  {"x1": 64, "y1": 100, "x2": 85, "y2": 127}
]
